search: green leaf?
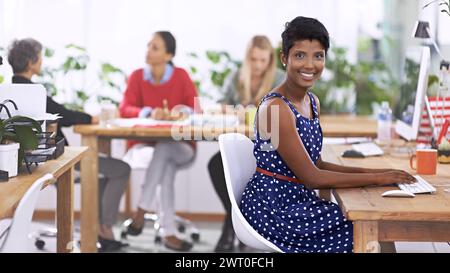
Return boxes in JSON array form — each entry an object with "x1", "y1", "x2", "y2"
[
  {"x1": 206, "y1": 51, "x2": 221, "y2": 64},
  {"x1": 188, "y1": 52, "x2": 198, "y2": 58},
  {"x1": 76, "y1": 90, "x2": 89, "y2": 103},
  {"x1": 428, "y1": 74, "x2": 439, "y2": 87},
  {"x1": 13, "y1": 125, "x2": 38, "y2": 150},
  {"x1": 189, "y1": 66, "x2": 198, "y2": 74},
  {"x1": 44, "y1": 47, "x2": 55, "y2": 58},
  {"x1": 0, "y1": 75, "x2": 4, "y2": 84},
  {"x1": 0, "y1": 122, "x2": 4, "y2": 143},
  {"x1": 101, "y1": 63, "x2": 122, "y2": 74},
  {"x1": 65, "y1": 44, "x2": 86, "y2": 51}
]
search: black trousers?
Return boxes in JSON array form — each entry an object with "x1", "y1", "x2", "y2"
[{"x1": 207, "y1": 151, "x2": 232, "y2": 227}]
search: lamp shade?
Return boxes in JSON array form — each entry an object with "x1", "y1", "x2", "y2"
[{"x1": 412, "y1": 20, "x2": 430, "y2": 38}]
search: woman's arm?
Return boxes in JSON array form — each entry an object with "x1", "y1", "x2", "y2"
[
  {"x1": 47, "y1": 96, "x2": 92, "y2": 127},
  {"x1": 259, "y1": 98, "x2": 415, "y2": 189},
  {"x1": 316, "y1": 157, "x2": 395, "y2": 173}
]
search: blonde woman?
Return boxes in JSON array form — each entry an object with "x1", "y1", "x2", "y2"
[{"x1": 208, "y1": 35, "x2": 284, "y2": 252}]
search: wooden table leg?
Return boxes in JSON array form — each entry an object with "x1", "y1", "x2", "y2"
[
  {"x1": 57, "y1": 167, "x2": 74, "y2": 253},
  {"x1": 81, "y1": 135, "x2": 99, "y2": 253},
  {"x1": 353, "y1": 221, "x2": 380, "y2": 253}
]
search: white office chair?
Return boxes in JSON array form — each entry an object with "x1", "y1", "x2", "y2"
[
  {"x1": 0, "y1": 173, "x2": 55, "y2": 252},
  {"x1": 120, "y1": 144, "x2": 200, "y2": 244},
  {"x1": 218, "y1": 133, "x2": 283, "y2": 253}
]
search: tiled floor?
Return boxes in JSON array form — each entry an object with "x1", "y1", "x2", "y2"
[{"x1": 26, "y1": 220, "x2": 450, "y2": 253}]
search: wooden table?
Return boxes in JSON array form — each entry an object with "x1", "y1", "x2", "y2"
[
  {"x1": 72, "y1": 115, "x2": 376, "y2": 252},
  {"x1": 321, "y1": 144, "x2": 450, "y2": 253},
  {"x1": 0, "y1": 147, "x2": 87, "y2": 253}
]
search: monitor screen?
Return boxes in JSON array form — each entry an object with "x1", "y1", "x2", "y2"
[{"x1": 394, "y1": 46, "x2": 430, "y2": 141}]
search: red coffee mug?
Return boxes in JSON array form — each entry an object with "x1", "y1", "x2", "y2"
[{"x1": 410, "y1": 149, "x2": 437, "y2": 175}]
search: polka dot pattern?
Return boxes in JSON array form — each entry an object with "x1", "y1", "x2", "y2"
[{"x1": 240, "y1": 91, "x2": 353, "y2": 253}]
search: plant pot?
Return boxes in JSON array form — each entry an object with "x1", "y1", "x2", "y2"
[
  {"x1": 438, "y1": 149, "x2": 450, "y2": 164},
  {"x1": 0, "y1": 143, "x2": 20, "y2": 177}
]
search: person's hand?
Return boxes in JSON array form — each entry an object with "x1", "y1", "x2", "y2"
[
  {"x1": 91, "y1": 115, "x2": 99, "y2": 124},
  {"x1": 151, "y1": 108, "x2": 165, "y2": 120},
  {"x1": 377, "y1": 170, "x2": 416, "y2": 186},
  {"x1": 162, "y1": 99, "x2": 170, "y2": 117},
  {"x1": 163, "y1": 110, "x2": 187, "y2": 121}
]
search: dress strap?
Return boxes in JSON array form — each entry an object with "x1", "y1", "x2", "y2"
[{"x1": 307, "y1": 91, "x2": 319, "y2": 119}]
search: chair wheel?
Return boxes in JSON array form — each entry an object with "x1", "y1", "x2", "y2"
[
  {"x1": 178, "y1": 225, "x2": 186, "y2": 233},
  {"x1": 191, "y1": 233, "x2": 200, "y2": 242},
  {"x1": 155, "y1": 236, "x2": 162, "y2": 244},
  {"x1": 35, "y1": 239, "x2": 45, "y2": 250},
  {"x1": 121, "y1": 231, "x2": 127, "y2": 239}
]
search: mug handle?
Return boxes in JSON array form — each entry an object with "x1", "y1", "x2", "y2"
[{"x1": 410, "y1": 154, "x2": 417, "y2": 170}]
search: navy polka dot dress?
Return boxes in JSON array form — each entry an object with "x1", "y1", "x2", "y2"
[{"x1": 240, "y1": 91, "x2": 353, "y2": 253}]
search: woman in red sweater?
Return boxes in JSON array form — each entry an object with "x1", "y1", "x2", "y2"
[{"x1": 120, "y1": 31, "x2": 197, "y2": 251}]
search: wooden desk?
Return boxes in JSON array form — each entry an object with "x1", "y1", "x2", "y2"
[
  {"x1": 72, "y1": 115, "x2": 376, "y2": 252},
  {"x1": 321, "y1": 145, "x2": 450, "y2": 253},
  {"x1": 73, "y1": 124, "x2": 254, "y2": 252},
  {"x1": 0, "y1": 147, "x2": 87, "y2": 253}
]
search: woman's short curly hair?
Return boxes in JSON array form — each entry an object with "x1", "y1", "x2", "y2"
[
  {"x1": 281, "y1": 16, "x2": 330, "y2": 57},
  {"x1": 7, "y1": 38, "x2": 42, "y2": 74}
]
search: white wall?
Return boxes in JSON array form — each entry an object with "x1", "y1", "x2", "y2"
[{"x1": 0, "y1": 0, "x2": 384, "y2": 102}]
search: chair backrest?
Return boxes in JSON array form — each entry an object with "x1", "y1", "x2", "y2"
[
  {"x1": 218, "y1": 133, "x2": 282, "y2": 253},
  {"x1": 0, "y1": 173, "x2": 54, "y2": 253}
]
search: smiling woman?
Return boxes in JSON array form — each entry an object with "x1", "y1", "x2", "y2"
[{"x1": 238, "y1": 16, "x2": 416, "y2": 253}]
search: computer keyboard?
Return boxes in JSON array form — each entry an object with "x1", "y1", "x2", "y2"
[
  {"x1": 397, "y1": 175, "x2": 437, "y2": 194},
  {"x1": 351, "y1": 142, "x2": 384, "y2": 157}
]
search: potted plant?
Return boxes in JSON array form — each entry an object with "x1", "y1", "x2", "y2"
[
  {"x1": 0, "y1": 102, "x2": 42, "y2": 177},
  {"x1": 437, "y1": 138, "x2": 450, "y2": 163}
]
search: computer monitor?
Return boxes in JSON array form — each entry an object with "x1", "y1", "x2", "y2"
[
  {"x1": 0, "y1": 84, "x2": 47, "y2": 119},
  {"x1": 395, "y1": 46, "x2": 431, "y2": 141}
]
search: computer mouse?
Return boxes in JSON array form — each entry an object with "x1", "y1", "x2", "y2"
[
  {"x1": 381, "y1": 190, "x2": 415, "y2": 198},
  {"x1": 341, "y1": 149, "x2": 365, "y2": 158}
]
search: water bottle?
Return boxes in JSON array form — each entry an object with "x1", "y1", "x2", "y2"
[{"x1": 377, "y1": 101, "x2": 392, "y2": 143}]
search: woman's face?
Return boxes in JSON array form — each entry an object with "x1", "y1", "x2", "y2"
[
  {"x1": 145, "y1": 34, "x2": 172, "y2": 66},
  {"x1": 282, "y1": 39, "x2": 325, "y2": 90},
  {"x1": 249, "y1": 47, "x2": 272, "y2": 78},
  {"x1": 29, "y1": 52, "x2": 42, "y2": 75}
]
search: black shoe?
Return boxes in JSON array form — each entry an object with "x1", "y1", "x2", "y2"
[
  {"x1": 164, "y1": 239, "x2": 193, "y2": 252},
  {"x1": 214, "y1": 222, "x2": 236, "y2": 252},
  {"x1": 125, "y1": 221, "x2": 144, "y2": 236},
  {"x1": 98, "y1": 236, "x2": 129, "y2": 252}
]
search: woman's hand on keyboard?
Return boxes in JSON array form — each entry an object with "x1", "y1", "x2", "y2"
[{"x1": 377, "y1": 170, "x2": 417, "y2": 186}]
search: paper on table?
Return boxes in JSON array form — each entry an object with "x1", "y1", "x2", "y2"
[{"x1": 31, "y1": 113, "x2": 62, "y2": 121}]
